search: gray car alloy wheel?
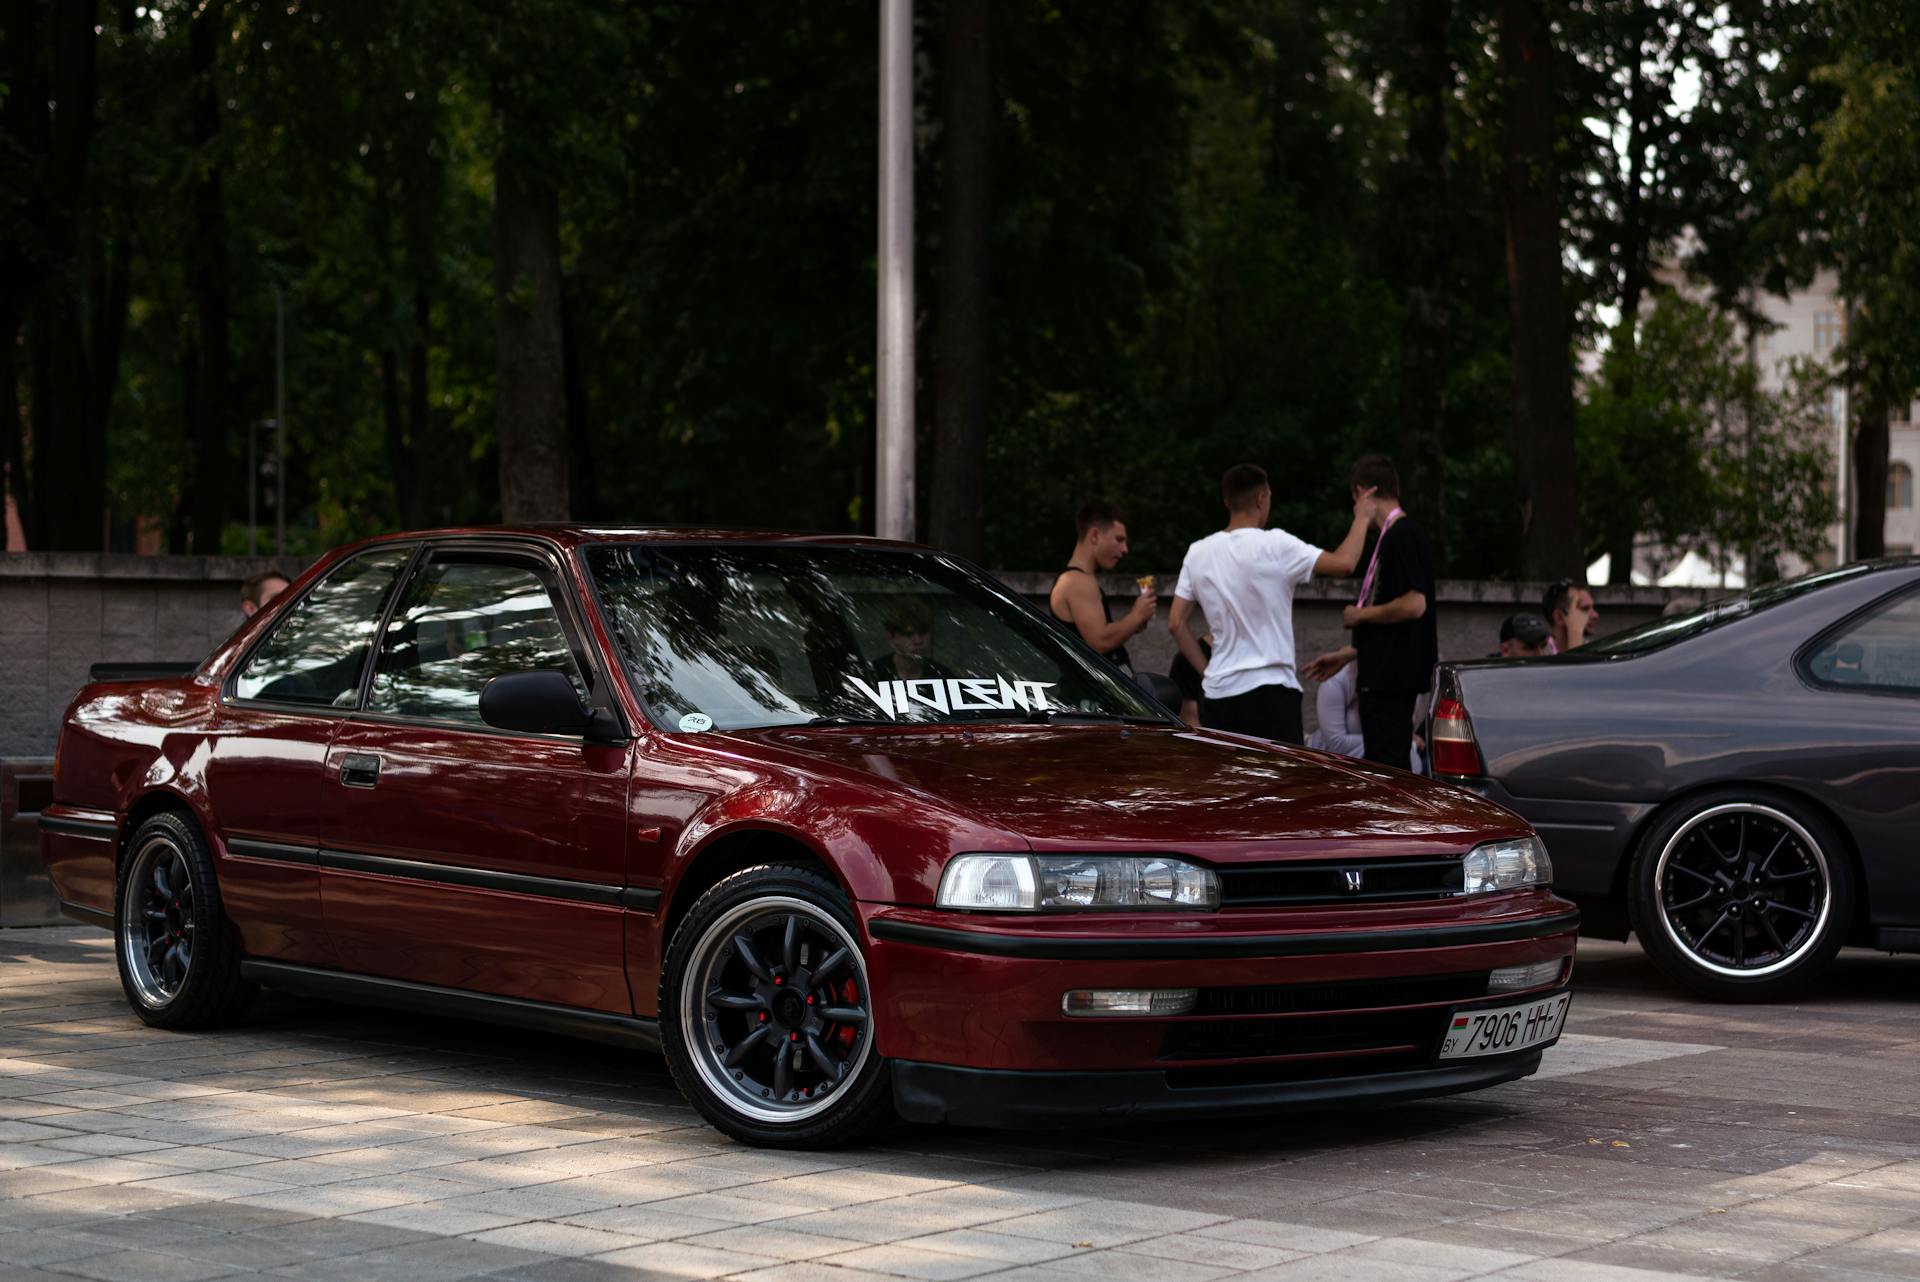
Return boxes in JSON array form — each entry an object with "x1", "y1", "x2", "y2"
[
  {"x1": 1653, "y1": 802, "x2": 1830, "y2": 979},
  {"x1": 121, "y1": 833, "x2": 197, "y2": 1008},
  {"x1": 678, "y1": 895, "x2": 875, "y2": 1125}
]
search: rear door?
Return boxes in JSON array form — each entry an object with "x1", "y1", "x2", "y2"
[
  {"x1": 315, "y1": 542, "x2": 635, "y2": 1013},
  {"x1": 211, "y1": 544, "x2": 416, "y2": 965}
]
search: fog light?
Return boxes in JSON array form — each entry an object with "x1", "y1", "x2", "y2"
[
  {"x1": 1061, "y1": 988, "x2": 1197, "y2": 1017},
  {"x1": 1487, "y1": 960, "x2": 1563, "y2": 992}
]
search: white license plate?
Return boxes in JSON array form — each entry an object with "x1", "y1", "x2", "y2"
[{"x1": 1438, "y1": 993, "x2": 1569, "y2": 1060}]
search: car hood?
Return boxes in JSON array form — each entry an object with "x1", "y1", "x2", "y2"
[{"x1": 724, "y1": 724, "x2": 1526, "y2": 858}]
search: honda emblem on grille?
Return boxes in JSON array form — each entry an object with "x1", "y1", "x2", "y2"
[{"x1": 1343, "y1": 869, "x2": 1364, "y2": 892}]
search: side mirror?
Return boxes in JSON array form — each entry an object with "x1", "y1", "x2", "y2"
[{"x1": 480, "y1": 671, "x2": 626, "y2": 744}]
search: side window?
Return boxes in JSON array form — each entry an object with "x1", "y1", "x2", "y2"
[
  {"x1": 1805, "y1": 589, "x2": 1920, "y2": 692},
  {"x1": 232, "y1": 548, "x2": 413, "y2": 706},
  {"x1": 367, "y1": 559, "x2": 587, "y2": 724}
]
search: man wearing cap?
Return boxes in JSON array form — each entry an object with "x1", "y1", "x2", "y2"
[{"x1": 1497, "y1": 613, "x2": 1553, "y2": 658}]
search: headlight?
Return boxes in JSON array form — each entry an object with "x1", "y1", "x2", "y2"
[
  {"x1": 937, "y1": 854, "x2": 1220, "y2": 912},
  {"x1": 1461, "y1": 836, "x2": 1551, "y2": 894}
]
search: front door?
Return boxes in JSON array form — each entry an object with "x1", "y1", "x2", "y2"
[
  {"x1": 209, "y1": 544, "x2": 416, "y2": 966},
  {"x1": 315, "y1": 546, "x2": 634, "y2": 1013}
]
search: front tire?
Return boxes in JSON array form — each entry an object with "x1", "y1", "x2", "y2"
[
  {"x1": 660, "y1": 865, "x2": 892, "y2": 1147},
  {"x1": 1627, "y1": 792, "x2": 1853, "y2": 1001},
  {"x1": 114, "y1": 811, "x2": 254, "y2": 1028}
]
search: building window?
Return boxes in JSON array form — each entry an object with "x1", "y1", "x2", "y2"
[
  {"x1": 1890, "y1": 463, "x2": 1914, "y2": 512},
  {"x1": 1814, "y1": 310, "x2": 1843, "y2": 354}
]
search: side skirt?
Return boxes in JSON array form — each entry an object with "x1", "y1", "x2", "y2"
[
  {"x1": 60, "y1": 901, "x2": 115, "y2": 930},
  {"x1": 238, "y1": 959, "x2": 662, "y2": 1054}
]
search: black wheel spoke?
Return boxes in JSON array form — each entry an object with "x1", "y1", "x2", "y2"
[
  {"x1": 1669, "y1": 864, "x2": 1716, "y2": 886},
  {"x1": 1734, "y1": 813, "x2": 1748, "y2": 860},
  {"x1": 1767, "y1": 868, "x2": 1816, "y2": 882},
  {"x1": 723, "y1": 1024, "x2": 770, "y2": 1068},
  {"x1": 811, "y1": 947, "x2": 851, "y2": 986},
  {"x1": 1756, "y1": 909, "x2": 1788, "y2": 955},
  {"x1": 1733, "y1": 918, "x2": 1747, "y2": 964},
  {"x1": 782, "y1": 915, "x2": 800, "y2": 976},
  {"x1": 1697, "y1": 907, "x2": 1734, "y2": 944},
  {"x1": 706, "y1": 989, "x2": 763, "y2": 1013},
  {"x1": 818, "y1": 1005, "x2": 867, "y2": 1026},
  {"x1": 152, "y1": 862, "x2": 172, "y2": 900},
  {"x1": 731, "y1": 934, "x2": 773, "y2": 983},
  {"x1": 1668, "y1": 889, "x2": 1717, "y2": 913},
  {"x1": 802, "y1": 1031, "x2": 842, "y2": 1078},
  {"x1": 1764, "y1": 900, "x2": 1817, "y2": 921},
  {"x1": 772, "y1": 1044, "x2": 792, "y2": 1099},
  {"x1": 1757, "y1": 831, "x2": 1792, "y2": 875}
]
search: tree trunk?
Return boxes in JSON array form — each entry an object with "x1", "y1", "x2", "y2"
[
  {"x1": 40, "y1": 0, "x2": 102, "y2": 549},
  {"x1": 1853, "y1": 384, "x2": 1888, "y2": 561},
  {"x1": 1396, "y1": 0, "x2": 1452, "y2": 566},
  {"x1": 88, "y1": 233, "x2": 132, "y2": 525},
  {"x1": 1498, "y1": 0, "x2": 1583, "y2": 578},
  {"x1": 1607, "y1": 50, "x2": 1648, "y2": 590},
  {"x1": 406, "y1": 286, "x2": 432, "y2": 526},
  {"x1": 927, "y1": 0, "x2": 991, "y2": 561},
  {"x1": 561, "y1": 277, "x2": 598, "y2": 521},
  {"x1": 491, "y1": 142, "x2": 569, "y2": 522},
  {"x1": 187, "y1": 0, "x2": 230, "y2": 554},
  {"x1": 0, "y1": 0, "x2": 47, "y2": 545}
]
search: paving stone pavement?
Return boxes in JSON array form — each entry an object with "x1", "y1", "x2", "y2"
[{"x1": 1, "y1": 928, "x2": 1918, "y2": 1282}]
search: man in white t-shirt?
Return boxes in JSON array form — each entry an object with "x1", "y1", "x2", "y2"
[{"x1": 1168, "y1": 463, "x2": 1372, "y2": 743}]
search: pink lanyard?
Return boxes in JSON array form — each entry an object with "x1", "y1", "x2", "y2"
[{"x1": 1355, "y1": 508, "x2": 1404, "y2": 606}]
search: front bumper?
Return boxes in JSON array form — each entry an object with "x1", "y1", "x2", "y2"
[
  {"x1": 893, "y1": 1039, "x2": 1554, "y2": 1128},
  {"x1": 861, "y1": 897, "x2": 1578, "y2": 1107}
]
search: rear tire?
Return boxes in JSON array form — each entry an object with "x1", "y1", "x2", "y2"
[
  {"x1": 1627, "y1": 791, "x2": 1853, "y2": 1002},
  {"x1": 114, "y1": 812, "x2": 254, "y2": 1029},
  {"x1": 660, "y1": 864, "x2": 892, "y2": 1148}
]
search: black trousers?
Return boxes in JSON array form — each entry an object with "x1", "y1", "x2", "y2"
[
  {"x1": 1358, "y1": 690, "x2": 1419, "y2": 770},
  {"x1": 1201, "y1": 683, "x2": 1304, "y2": 745}
]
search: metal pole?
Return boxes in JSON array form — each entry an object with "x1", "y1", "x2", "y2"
[
  {"x1": 248, "y1": 422, "x2": 257, "y2": 556},
  {"x1": 876, "y1": 0, "x2": 915, "y2": 542},
  {"x1": 274, "y1": 284, "x2": 286, "y2": 554}
]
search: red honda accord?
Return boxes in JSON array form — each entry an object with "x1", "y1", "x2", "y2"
[{"x1": 40, "y1": 527, "x2": 1576, "y2": 1147}]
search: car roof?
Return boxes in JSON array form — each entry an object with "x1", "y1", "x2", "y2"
[{"x1": 354, "y1": 525, "x2": 926, "y2": 553}]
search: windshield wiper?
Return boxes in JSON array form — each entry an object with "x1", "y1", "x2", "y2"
[{"x1": 798, "y1": 714, "x2": 900, "y2": 727}]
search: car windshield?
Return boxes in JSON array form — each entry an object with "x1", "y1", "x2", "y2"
[
  {"x1": 1579, "y1": 563, "x2": 1876, "y2": 657},
  {"x1": 584, "y1": 543, "x2": 1166, "y2": 731}
]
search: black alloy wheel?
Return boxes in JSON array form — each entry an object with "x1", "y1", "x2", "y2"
[
  {"x1": 114, "y1": 811, "x2": 253, "y2": 1028},
  {"x1": 1629, "y1": 792, "x2": 1853, "y2": 1001},
  {"x1": 661, "y1": 864, "x2": 892, "y2": 1147}
]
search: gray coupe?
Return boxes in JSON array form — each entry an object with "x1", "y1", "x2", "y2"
[{"x1": 1431, "y1": 559, "x2": 1920, "y2": 999}]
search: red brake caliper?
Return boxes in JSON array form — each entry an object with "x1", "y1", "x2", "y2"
[{"x1": 835, "y1": 977, "x2": 860, "y2": 1049}]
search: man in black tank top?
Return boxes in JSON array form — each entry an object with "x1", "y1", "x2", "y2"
[{"x1": 1048, "y1": 500, "x2": 1156, "y2": 671}]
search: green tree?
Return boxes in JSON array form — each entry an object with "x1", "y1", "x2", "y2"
[{"x1": 1785, "y1": 0, "x2": 1920, "y2": 559}]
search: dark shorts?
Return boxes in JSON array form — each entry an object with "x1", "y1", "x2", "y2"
[{"x1": 1201, "y1": 683, "x2": 1304, "y2": 745}]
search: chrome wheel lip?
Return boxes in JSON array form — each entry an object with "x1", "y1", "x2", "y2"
[
  {"x1": 679, "y1": 895, "x2": 873, "y2": 1126},
  {"x1": 121, "y1": 835, "x2": 193, "y2": 1008},
  {"x1": 1653, "y1": 802, "x2": 1829, "y2": 980}
]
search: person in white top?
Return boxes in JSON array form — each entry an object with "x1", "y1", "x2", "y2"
[
  {"x1": 1168, "y1": 463, "x2": 1373, "y2": 743},
  {"x1": 1307, "y1": 661, "x2": 1425, "y2": 773}
]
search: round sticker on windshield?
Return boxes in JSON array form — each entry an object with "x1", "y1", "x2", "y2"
[{"x1": 677, "y1": 712, "x2": 714, "y2": 733}]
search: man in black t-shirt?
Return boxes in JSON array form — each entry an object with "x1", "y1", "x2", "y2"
[{"x1": 1302, "y1": 456, "x2": 1436, "y2": 770}]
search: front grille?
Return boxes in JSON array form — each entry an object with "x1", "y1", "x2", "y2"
[
  {"x1": 1216, "y1": 856, "x2": 1463, "y2": 907},
  {"x1": 1192, "y1": 972, "x2": 1489, "y2": 1017},
  {"x1": 1162, "y1": 1008, "x2": 1449, "y2": 1063}
]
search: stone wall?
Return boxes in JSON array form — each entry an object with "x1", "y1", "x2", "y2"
[{"x1": 0, "y1": 554, "x2": 310, "y2": 758}]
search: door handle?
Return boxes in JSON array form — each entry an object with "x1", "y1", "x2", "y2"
[{"x1": 339, "y1": 754, "x2": 381, "y2": 789}]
